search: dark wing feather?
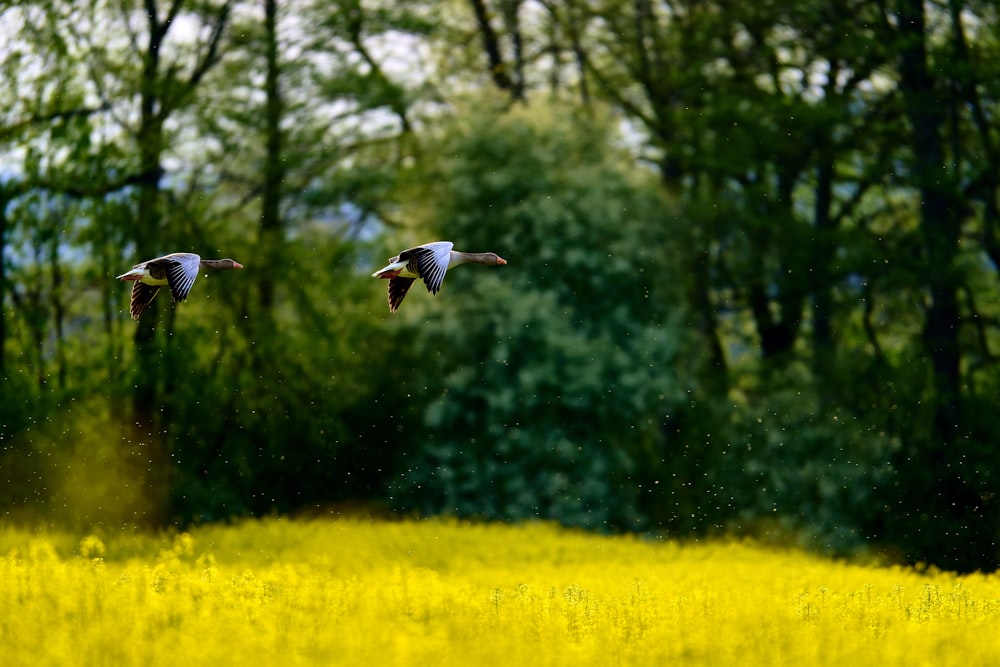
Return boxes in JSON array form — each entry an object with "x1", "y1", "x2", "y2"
[
  {"x1": 163, "y1": 259, "x2": 199, "y2": 303},
  {"x1": 401, "y1": 246, "x2": 449, "y2": 294},
  {"x1": 130, "y1": 282, "x2": 161, "y2": 320},
  {"x1": 388, "y1": 277, "x2": 416, "y2": 313},
  {"x1": 416, "y1": 253, "x2": 447, "y2": 293}
]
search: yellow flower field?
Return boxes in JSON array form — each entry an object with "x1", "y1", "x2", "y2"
[{"x1": 0, "y1": 517, "x2": 998, "y2": 666}]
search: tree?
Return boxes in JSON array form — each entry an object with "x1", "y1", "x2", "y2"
[
  {"x1": 868, "y1": 0, "x2": 1000, "y2": 571},
  {"x1": 387, "y1": 104, "x2": 686, "y2": 530},
  {"x1": 159, "y1": 0, "x2": 433, "y2": 520},
  {"x1": 3, "y1": 0, "x2": 1000, "y2": 570}
]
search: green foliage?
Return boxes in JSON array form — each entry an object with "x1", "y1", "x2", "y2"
[
  {"x1": 3, "y1": 0, "x2": 1000, "y2": 571},
  {"x1": 0, "y1": 372, "x2": 43, "y2": 516},
  {"x1": 160, "y1": 235, "x2": 412, "y2": 523},
  {"x1": 724, "y1": 367, "x2": 897, "y2": 553},
  {"x1": 387, "y1": 105, "x2": 686, "y2": 531}
]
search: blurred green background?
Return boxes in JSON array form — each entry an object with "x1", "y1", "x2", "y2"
[{"x1": 2, "y1": 0, "x2": 1000, "y2": 572}]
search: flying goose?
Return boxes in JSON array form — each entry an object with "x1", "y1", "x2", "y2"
[
  {"x1": 372, "y1": 241, "x2": 506, "y2": 312},
  {"x1": 117, "y1": 252, "x2": 243, "y2": 320}
]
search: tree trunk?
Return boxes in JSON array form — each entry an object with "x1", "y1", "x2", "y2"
[
  {"x1": 48, "y1": 233, "x2": 67, "y2": 390},
  {"x1": 127, "y1": 0, "x2": 174, "y2": 526},
  {"x1": 689, "y1": 240, "x2": 728, "y2": 392},
  {"x1": 0, "y1": 187, "x2": 7, "y2": 374},
  {"x1": 886, "y1": 0, "x2": 996, "y2": 572},
  {"x1": 811, "y1": 158, "x2": 836, "y2": 371},
  {"x1": 897, "y1": 5, "x2": 960, "y2": 428},
  {"x1": 257, "y1": 0, "x2": 284, "y2": 314}
]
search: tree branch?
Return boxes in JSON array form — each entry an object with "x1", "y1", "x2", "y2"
[
  {"x1": 186, "y1": 0, "x2": 233, "y2": 91},
  {"x1": 345, "y1": 6, "x2": 413, "y2": 134},
  {"x1": 0, "y1": 103, "x2": 110, "y2": 143},
  {"x1": 4, "y1": 167, "x2": 167, "y2": 202},
  {"x1": 467, "y1": 0, "x2": 516, "y2": 96}
]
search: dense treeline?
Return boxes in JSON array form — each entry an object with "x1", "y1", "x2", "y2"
[{"x1": 1, "y1": 0, "x2": 999, "y2": 572}]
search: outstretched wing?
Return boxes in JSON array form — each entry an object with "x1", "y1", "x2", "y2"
[
  {"x1": 388, "y1": 277, "x2": 416, "y2": 313},
  {"x1": 399, "y1": 242, "x2": 453, "y2": 294},
  {"x1": 130, "y1": 282, "x2": 161, "y2": 320},
  {"x1": 153, "y1": 254, "x2": 201, "y2": 303}
]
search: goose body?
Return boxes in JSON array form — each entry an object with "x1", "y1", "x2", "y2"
[
  {"x1": 372, "y1": 241, "x2": 507, "y2": 312},
  {"x1": 117, "y1": 252, "x2": 243, "y2": 320}
]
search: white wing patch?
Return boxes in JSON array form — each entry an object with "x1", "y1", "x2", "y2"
[
  {"x1": 164, "y1": 256, "x2": 200, "y2": 303},
  {"x1": 403, "y1": 242, "x2": 452, "y2": 294}
]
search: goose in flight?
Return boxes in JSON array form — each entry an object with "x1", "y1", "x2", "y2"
[
  {"x1": 117, "y1": 252, "x2": 243, "y2": 320},
  {"x1": 372, "y1": 241, "x2": 506, "y2": 312}
]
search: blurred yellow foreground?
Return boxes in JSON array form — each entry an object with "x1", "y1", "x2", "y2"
[{"x1": 0, "y1": 518, "x2": 997, "y2": 666}]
